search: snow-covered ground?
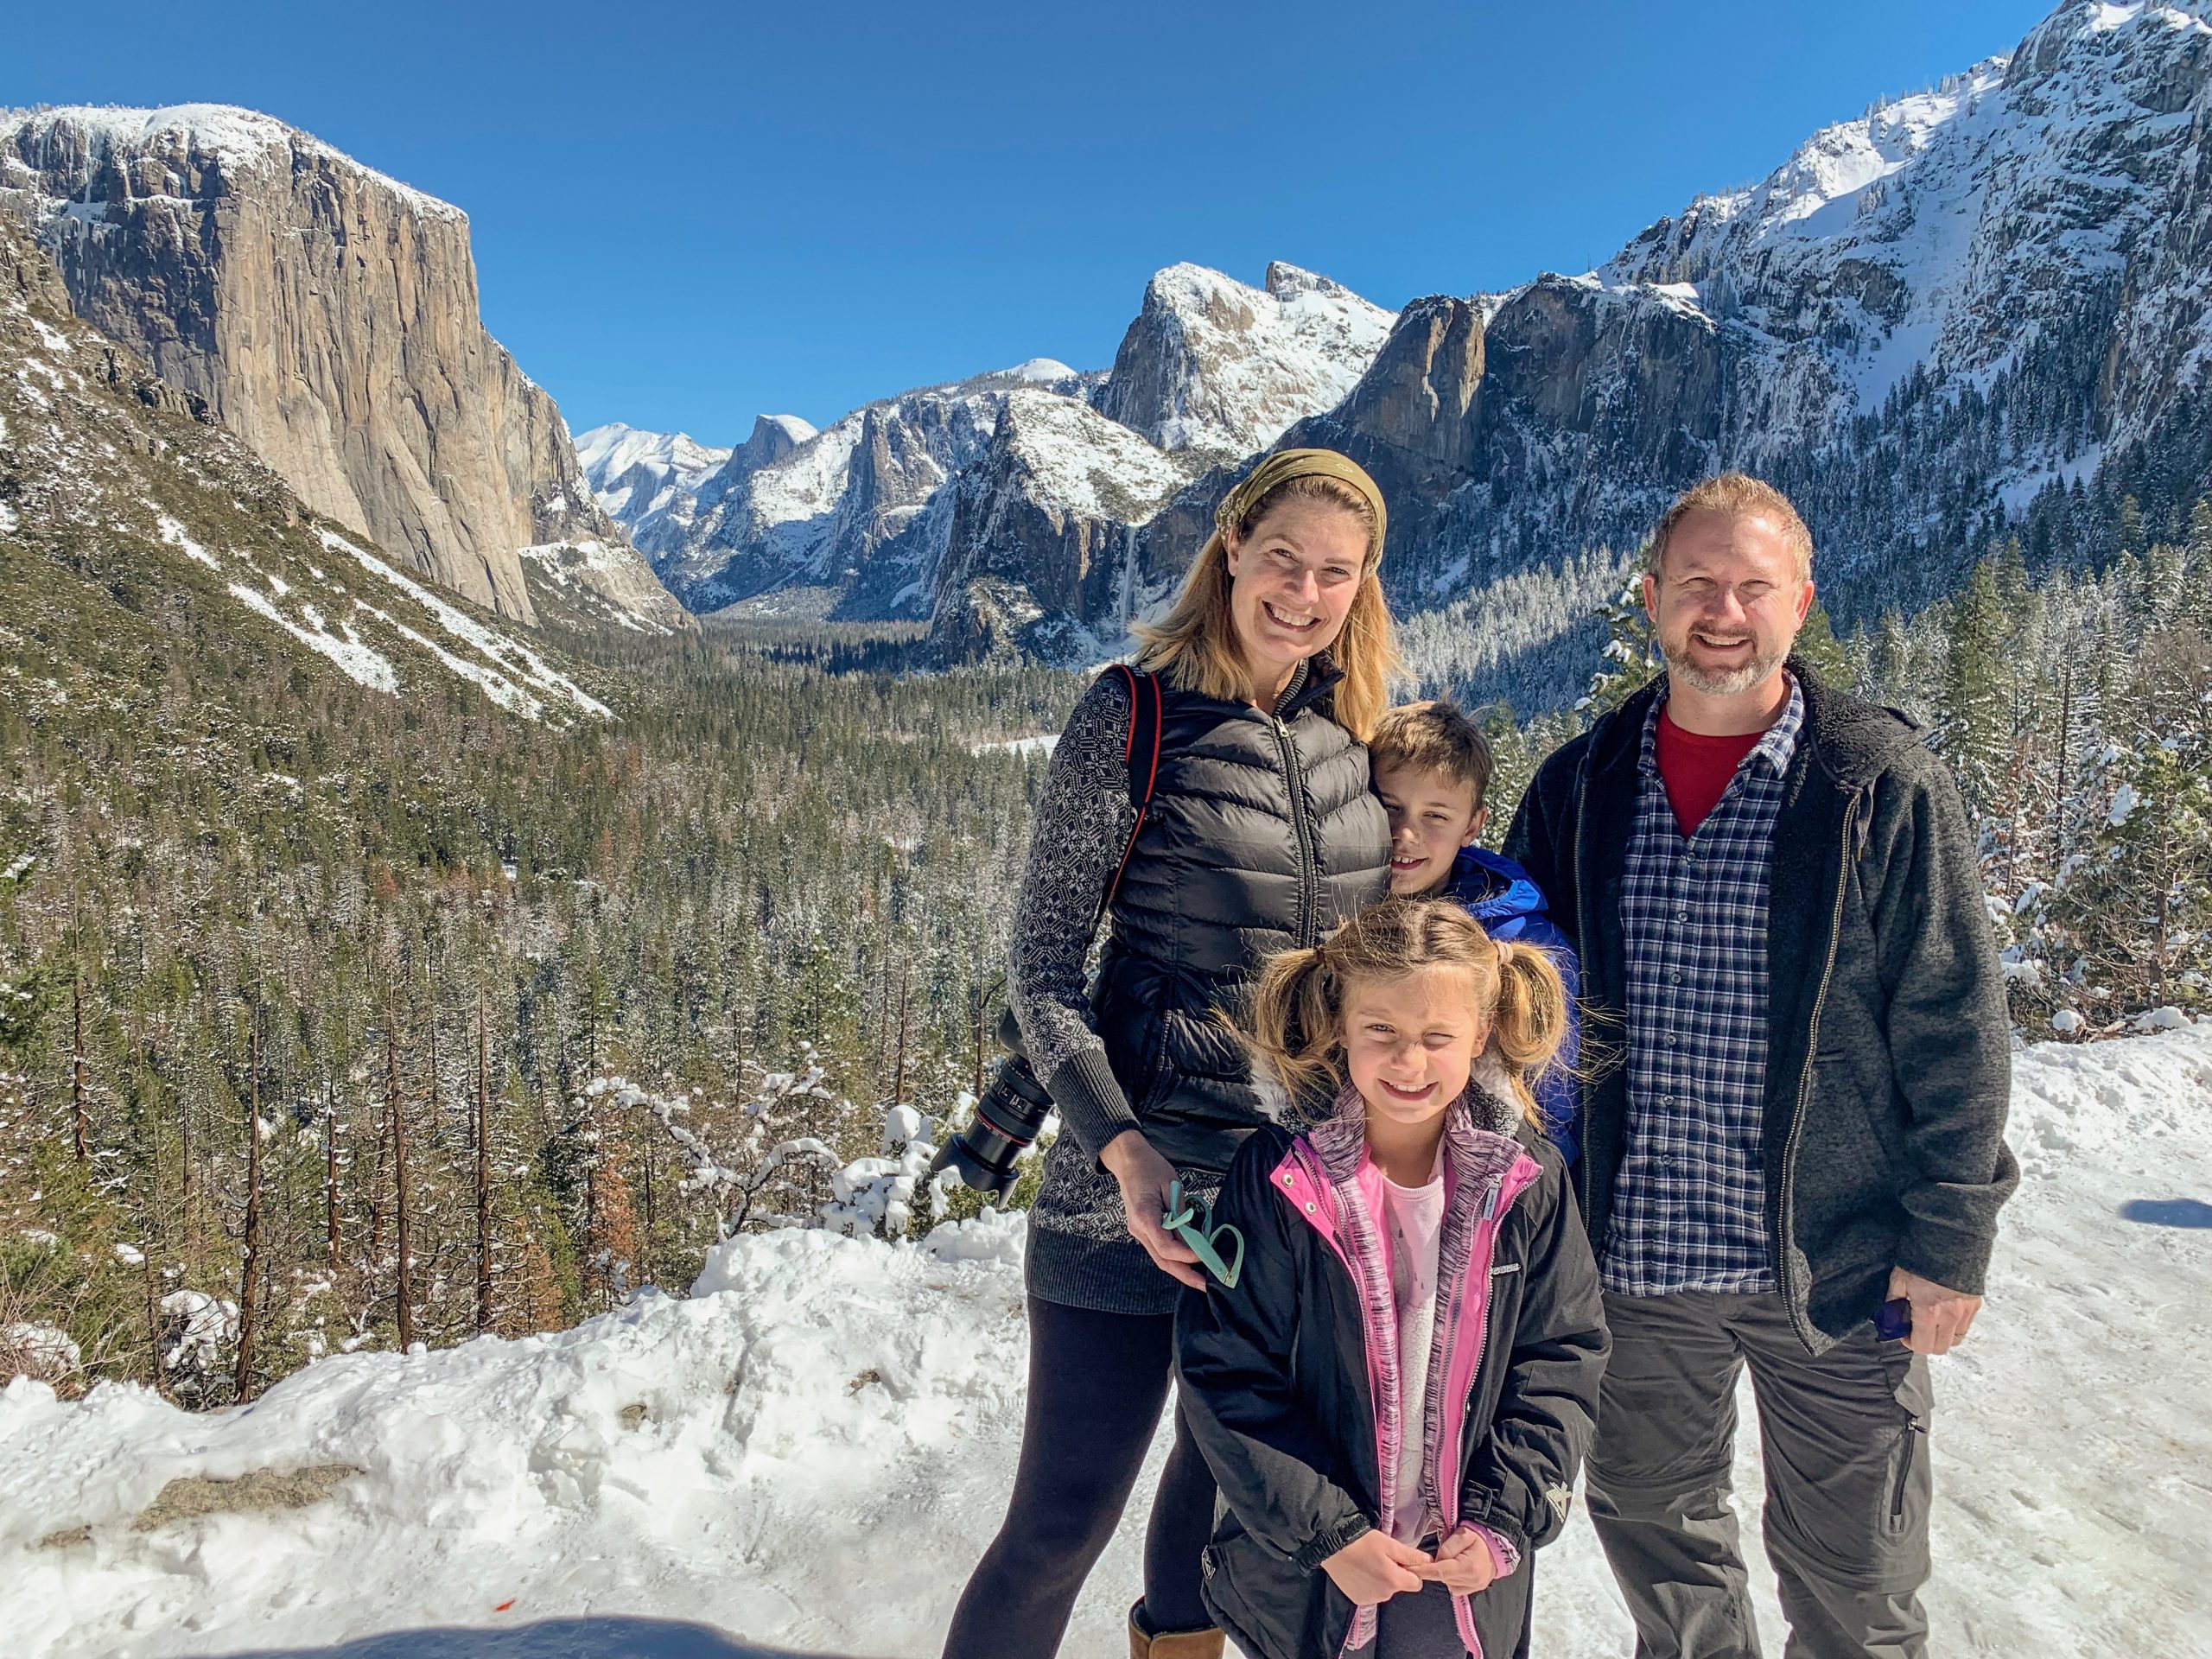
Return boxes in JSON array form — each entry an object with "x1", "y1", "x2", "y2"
[{"x1": 4, "y1": 1029, "x2": 2209, "y2": 1658}]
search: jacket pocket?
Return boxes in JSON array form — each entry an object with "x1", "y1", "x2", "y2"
[{"x1": 1812, "y1": 1052, "x2": 1897, "y2": 1186}]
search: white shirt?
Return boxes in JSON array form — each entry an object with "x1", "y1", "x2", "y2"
[{"x1": 1382, "y1": 1152, "x2": 1446, "y2": 1545}]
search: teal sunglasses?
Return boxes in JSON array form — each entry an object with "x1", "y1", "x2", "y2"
[{"x1": 1161, "y1": 1179, "x2": 1244, "y2": 1289}]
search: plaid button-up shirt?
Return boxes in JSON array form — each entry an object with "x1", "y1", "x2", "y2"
[{"x1": 1600, "y1": 676, "x2": 1806, "y2": 1297}]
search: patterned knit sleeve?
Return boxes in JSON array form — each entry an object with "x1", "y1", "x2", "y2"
[{"x1": 1005, "y1": 671, "x2": 1140, "y2": 1160}]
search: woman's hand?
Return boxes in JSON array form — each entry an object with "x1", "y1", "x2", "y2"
[
  {"x1": 1319, "y1": 1530, "x2": 1428, "y2": 1606},
  {"x1": 1100, "y1": 1130, "x2": 1206, "y2": 1290},
  {"x1": 1417, "y1": 1526, "x2": 1500, "y2": 1594}
]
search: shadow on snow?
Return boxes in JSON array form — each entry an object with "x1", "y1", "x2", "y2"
[
  {"x1": 183, "y1": 1615, "x2": 877, "y2": 1659},
  {"x1": 2117, "y1": 1197, "x2": 2212, "y2": 1228}
]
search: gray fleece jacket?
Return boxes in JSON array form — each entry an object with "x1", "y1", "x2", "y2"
[{"x1": 1504, "y1": 657, "x2": 2019, "y2": 1352}]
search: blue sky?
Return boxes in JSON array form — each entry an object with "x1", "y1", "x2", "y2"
[{"x1": 7, "y1": 0, "x2": 2056, "y2": 442}]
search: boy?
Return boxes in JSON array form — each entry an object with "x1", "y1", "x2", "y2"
[{"x1": 1370, "y1": 699, "x2": 1583, "y2": 1161}]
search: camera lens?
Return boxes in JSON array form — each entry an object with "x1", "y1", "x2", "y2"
[{"x1": 929, "y1": 1052, "x2": 1055, "y2": 1197}]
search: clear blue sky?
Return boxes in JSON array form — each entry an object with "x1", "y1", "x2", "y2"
[{"x1": 7, "y1": 0, "x2": 2056, "y2": 443}]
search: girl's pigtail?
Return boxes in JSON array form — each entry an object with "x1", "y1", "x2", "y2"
[
  {"x1": 1490, "y1": 939, "x2": 1569, "y2": 1122},
  {"x1": 1244, "y1": 941, "x2": 1342, "y2": 1107}
]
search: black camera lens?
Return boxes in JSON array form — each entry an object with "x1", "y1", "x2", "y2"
[{"x1": 928, "y1": 1010, "x2": 1055, "y2": 1197}]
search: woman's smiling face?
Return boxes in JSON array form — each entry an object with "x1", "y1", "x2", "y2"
[{"x1": 1223, "y1": 498, "x2": 1368, "y2": 694}]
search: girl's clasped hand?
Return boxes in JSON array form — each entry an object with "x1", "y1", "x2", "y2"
[{"x1": 1320, "y1": 1526, "x2": 1499, "y2": 1606}]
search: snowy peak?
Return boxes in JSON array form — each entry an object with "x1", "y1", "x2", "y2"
[
  {"x1": 0, "y1": 103, "x2": 466, "y2": 224},
  {"x1": 1095, "y1": 261, "x2": 1395, "y2": 456},
  {"x1": 1596, "y1": 0, "x2": 2210, "y2": 410},
  {"x1": 755, "y1": 412, "x2": 819, "y2": 448},
  {"x1": 576, "y1": 423, "x2": 733, "y2": 504}
]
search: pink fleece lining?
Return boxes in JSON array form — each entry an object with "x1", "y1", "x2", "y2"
[{"x1": 1273, "y1": 1119, "x2": 1542, "y2": 1659}]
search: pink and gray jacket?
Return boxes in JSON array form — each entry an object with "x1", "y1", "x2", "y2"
[{"x1": 1175, "y1": 1086, "x2": 1609, "y2": 1659}]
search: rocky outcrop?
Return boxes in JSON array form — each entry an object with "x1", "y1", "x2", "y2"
[
  {"x1": 928, "y1": 391, "x2": 1201, "y2": 660},
  {"x1": 0, "y1": 104, "x2": 680, "y2": 630},
  {"x1": 1094, "y1": 262, "x2": 1394, "y2": 457}
]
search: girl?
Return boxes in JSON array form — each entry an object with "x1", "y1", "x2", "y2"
[{"x1": 1175, "y1": 897, "x2": 1609, "y2": 1659}]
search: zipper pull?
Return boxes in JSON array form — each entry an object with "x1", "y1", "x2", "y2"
[{"x1": 1483, "y1": 1180, "x2": 1503, "y2": 1221}]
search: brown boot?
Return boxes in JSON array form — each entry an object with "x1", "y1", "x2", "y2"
[{"x1": 1128, "y1": 1599, "x2": 1225, "y2": 1659}]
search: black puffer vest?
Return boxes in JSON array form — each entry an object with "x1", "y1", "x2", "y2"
[{"x1": 1094, "y1": 657, "x2": 1390, "y2": 1173}]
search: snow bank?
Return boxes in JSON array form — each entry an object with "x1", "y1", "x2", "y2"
[{"x1": 4, "y1": 1029, "x2": 2209, "y2": 1657}]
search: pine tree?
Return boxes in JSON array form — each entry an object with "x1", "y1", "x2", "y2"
[{"x1": 1579, "y1": 565, "x2": 1663, "y2": 717}]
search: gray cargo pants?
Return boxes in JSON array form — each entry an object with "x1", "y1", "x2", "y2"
[{"x1": 1585, "y1": 1291, "x2": 1933, "y2": 1659}]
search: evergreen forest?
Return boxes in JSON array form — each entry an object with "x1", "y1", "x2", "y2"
[{"x1": 6, "y1": 493, "x2": 2209, "y2": 1407}]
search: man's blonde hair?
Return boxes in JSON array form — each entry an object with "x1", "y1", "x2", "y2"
[
  {"x1": 1648, "y1": 473, "x2": 1815, "y2": 581},
  {"x1": 1370, "y1": 699, "x2": 1494, "y2": 810}
]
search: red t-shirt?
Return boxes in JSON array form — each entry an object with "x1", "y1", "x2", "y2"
[{"x1": 1655, "y1": 705, "x2": 1763, "y2": 836}]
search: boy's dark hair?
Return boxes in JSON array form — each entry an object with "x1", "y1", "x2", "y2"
[{"x1": 1370, "y1": 699, "x2": 1494, "y2": 809}]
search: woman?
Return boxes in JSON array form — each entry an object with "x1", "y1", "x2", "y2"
[{"x1": 941, "y1": 448, "x2": 1399, "y2": 1659}]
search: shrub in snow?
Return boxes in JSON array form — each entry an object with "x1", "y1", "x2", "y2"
[
  {"x1": 0, "y1": 1320, "x2": 79, "y2": 1387},
  {"x1": 161, "y1": 1289, "x2": 239, "y2": 1380},
  {"x1": 601, "y1": 1060, "x2": 952, "y2": 1248}
]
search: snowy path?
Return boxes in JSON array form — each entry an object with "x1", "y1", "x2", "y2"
[{"x1": 3, "y1": 1030, "x2": 2210, "y2": 1658}]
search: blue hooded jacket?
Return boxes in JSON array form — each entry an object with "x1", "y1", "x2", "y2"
[{"x1": 1441, "y1": 845, "x2": 1583, "y2": 1165}]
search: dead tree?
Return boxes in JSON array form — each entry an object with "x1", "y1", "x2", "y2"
[
  {"x1": 71, "y1": 975, "x2": 89, "y2": 1163},
  {"x1": 475, "y1": 988, "x2": 493, "y2": 1333},
  {"x1": 386, "y1": 988, "x2": 415, "y2": 1351},
  {"x1": 233, "y1": 1016, "x2": 264, "y2": 1399}
]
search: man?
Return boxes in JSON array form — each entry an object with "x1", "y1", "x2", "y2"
[{"x1": 1504, "y1": 474, "x2": 2017, "y2": 1659}]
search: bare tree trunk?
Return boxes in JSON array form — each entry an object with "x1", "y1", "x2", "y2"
[
  {"x1": 71, "y1": 975, "x2": 89, "y2": 1163},
  {"x1": 142, "y1": 1160, "x2": 167, "y2": 1400},
  {"x1": 2053, "y1": 662, "x2": 2074, "y2": 874},
  {"x1": 583, "y1": 1113, "x2": 599, "y2": 1311},
  {"x1": 640, "y1": 1115, "x2": 656, "y2": 1289},
  {"x1": 970, "y1": 965, "x2": 985, "y2": 1102},
  {"x1": 892, "y1": 957, "x2": 912, "y2": 1106},
  {"x1": 325, "y1": 1079, "x2": 341, "y2": 1268},
  {"x1": 388, "y1": 988, "x2": 415, "y2": 1351},
  {"x1": 475, "y1": 988, "x2": 493, "y2": 1333},
  {"x1": 234, "y1": 1017, "x2": 264, "y2": 1400}
]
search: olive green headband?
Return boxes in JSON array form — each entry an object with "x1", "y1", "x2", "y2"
[{"x1": 1211, "y1": 448, "x2": 1389, "y2": 569}]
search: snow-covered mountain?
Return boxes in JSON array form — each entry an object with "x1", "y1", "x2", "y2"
[
  {"x1": 0, "y1": 103, "x2": 686, "y2": 635},
  {"x1": 0, "y1": 211, "x2": 618, "y2": 725},
  {"x1": 596, "y1": 264, "x2": 1390, "y2": 652},
  {"x1": 1096, "y1": 261, "x2": 1395, "y2": 456},
  {"x1": 575, "y1": 416, "x2": 823, "y2": 565},
  {"x1": 1259, "y1": 0, "x2": 2212, "y2": 707},
  {"x1": 6, "y1": 1022, "x2": 2206, "y2": 1657}
]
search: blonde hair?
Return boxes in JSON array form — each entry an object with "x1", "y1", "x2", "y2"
[
  {"x1": 1649, "y1": 472, "x2": 1815, "y2": 582},
  {"x1": 1245, "y1": 897, "x2": 1568, "y2": 1124},
  {"x1": 1370, "y1": 699, "x2": 1495, "y2": 809},
  {"x1": 1134, "y1": 459, "x2": 1402, "y2": 742}
]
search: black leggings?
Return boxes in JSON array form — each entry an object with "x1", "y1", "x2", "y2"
[{"x1": 941, "y1": 1296, "x2": 1217, "y2": 1659}]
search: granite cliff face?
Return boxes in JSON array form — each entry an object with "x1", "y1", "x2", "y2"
[
  {"x1": 0, "y1": 211, "x2": 616, "y2": 723},
  {"x1": 1092, "y1": 262, "x2": 1394, "y2": 457},
  {"x1": 928, "y1": 390, "x2": 1202, "y2": 658},
  {"x1": 0, "y1": 104, "x2": 683, "y2": 632}
]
